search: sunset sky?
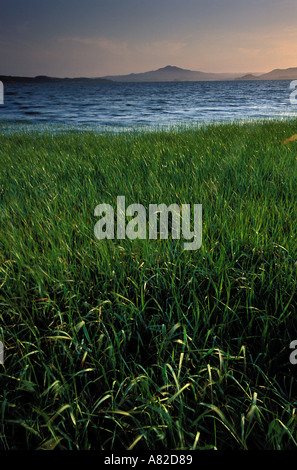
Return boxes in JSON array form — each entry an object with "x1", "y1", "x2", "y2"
[{"x1": 1, "y1": 0, "x2": 297, "y2": 77}]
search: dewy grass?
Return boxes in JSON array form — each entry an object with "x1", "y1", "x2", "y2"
[{"x1": 0, "y1": 119, "x2": 297, "y2": 450}]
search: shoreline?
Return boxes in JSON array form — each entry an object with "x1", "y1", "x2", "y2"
[{"x1": 1, "y1": 115, "x2": 297, "y2": 136}]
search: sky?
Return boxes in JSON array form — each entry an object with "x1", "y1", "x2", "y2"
[{"x1": 1, "y1": 0, "x2": 297, "y2": 77}]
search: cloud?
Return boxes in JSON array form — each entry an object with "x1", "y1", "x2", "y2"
[
  {"x1": 58, "y1": 36, "x2": 187, "y2": 60},
  {"x1": 133, "y1": 40, "x2": 187, "y2": 57},
  {"x1": 58, "y1": 36, "x2": 130, "y2": 57},
  {"x1": 237, "y1": 48, "x2": 261, "y2": 57},
  {"x1": 54, "y1": 36, "x2": 188, "y2": 74}
]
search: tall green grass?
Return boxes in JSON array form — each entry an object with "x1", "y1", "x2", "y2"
[{"x1": 0, "y1": 120, "x2": 297, "y2": 450}]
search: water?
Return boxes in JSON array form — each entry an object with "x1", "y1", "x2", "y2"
[{"x1": 0, "y1": 80, "x2": 296, "y2": 133}]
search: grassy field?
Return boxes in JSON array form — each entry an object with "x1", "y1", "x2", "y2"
[{"x1": 0, "y1": 119, "x2": 297, "y2": 450}]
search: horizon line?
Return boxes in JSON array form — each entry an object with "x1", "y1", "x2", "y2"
[{"x1": 2, "y1": 64, "x2": 295, "y2": 80}]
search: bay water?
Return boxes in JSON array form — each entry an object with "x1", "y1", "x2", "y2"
[{"x1": 0, "y1": 79, "x2": 296, "y2": 132}]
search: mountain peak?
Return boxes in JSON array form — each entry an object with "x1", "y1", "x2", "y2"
[
  {"x1": 159, "y1": 65, "x2": 184, "y2": 72},
  {"x1": 102, "y1": 66, "x2": 251, "y2": 82}
]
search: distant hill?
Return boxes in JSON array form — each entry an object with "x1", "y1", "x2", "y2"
[
  {"x1": 258, "y1": 67, "x2": 297, "y2": 80},
  {"x1": 0, "y1": 75, "x2": 111, "y2": 83},
  {"x1": 236, "y1": 73, "x2": 258, "y2": 81},
  {"x1": 237, "y1": 67, "x2": 297, "y2": 81},
  {"x1": 102, "y1": 65, "x2": 243, "y2": 82},
  {"x1": 2, "y1": 65, "x2": 297, "y2": 84}
]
